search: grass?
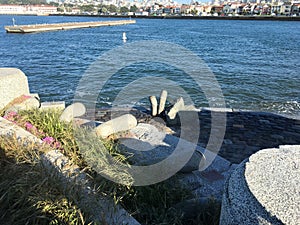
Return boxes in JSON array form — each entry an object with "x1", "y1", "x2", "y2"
[
  {"x1": 0, "y1": 109, "x2": 221, "y2": 225},
  {"x1": 0, "y1": 135, "x2": 90, "y2": 225}
]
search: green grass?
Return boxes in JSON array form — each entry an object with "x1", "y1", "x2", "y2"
[
  {"x1": 0, "y1": 135, "x2": 91, "y2": 225},
  {"x1": 0, "y1": 109, "x2": 221, "y2": 225}
]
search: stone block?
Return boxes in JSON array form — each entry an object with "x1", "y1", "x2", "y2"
[
  {"x1": 59, "y1": 102, "x2": 86, "y2": 122},
  {"x1": 220, "y1": 145, "x2": 300, "y2": 225},
  {"x1": 40, "y1": 101, "x2": 65, "y2": 111},
  {"x1": 167, "y1": 97, "x2": 185, "y2": 120},
  {"x1": 149, "y1": 96, "x2": 158, "y2": 116},
  {"x1": 0, "y1": 116, "x2": 41, "y2": 143},
  {"x1": 95, "y1": 114, "x2": 137, "y2": 138},
  {"x1": 5, "y1": 96, "x2": 40, "y2": 113},
  {"x1": 0, "y1": 68, "x2": 30, "y2": 109},
  {"x1": 119, "y1": 123, "x2": 206, "y2": 173},
  {"x1": 158, "y1": 90, "x2": 167, "y2": 115}
]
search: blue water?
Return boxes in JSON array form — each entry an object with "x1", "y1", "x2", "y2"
[{"x1": 0, "y1": 15, "x2": 299, "y2": 117}]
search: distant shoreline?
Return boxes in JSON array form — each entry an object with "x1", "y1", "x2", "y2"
[
  {"x1": 1, "y1": 13, "x2": 300, "y2": 21},
  {"x1": 49, "y1": 14, "x2": 300, "y2": 21}
]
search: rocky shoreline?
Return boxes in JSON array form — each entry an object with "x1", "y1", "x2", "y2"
[
  {"x1": 91, "y1": 107, "x2": 300, "y2": 164},
  {"x1": 1, "y1": 68, "x2": 299, "y2": 224}
]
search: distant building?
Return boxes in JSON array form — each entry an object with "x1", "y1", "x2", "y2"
[{"x1": 0, "y1": 4, "x2": 57, "y2": 15}]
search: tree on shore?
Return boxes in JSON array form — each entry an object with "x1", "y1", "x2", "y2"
[
  {"x1": 130, "y1": 5, "x2": 138, "y2": 12},
  {"x1": 79, "y1": 4, "x2": 96, "y2": 13},
  {"x1": 107, "y1": 4, "x2": 118, "y2": 13},
  {"x1": 120, "y1": 6, "x2": 129, "y2": 13}
]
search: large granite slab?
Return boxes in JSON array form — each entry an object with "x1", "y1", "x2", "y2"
[
  {"x1": 0, "y1": 68, "x2": 30, "y2": 109},
  {"x1": 220, "y1": 145, "x2": 300, "y2": 225}
]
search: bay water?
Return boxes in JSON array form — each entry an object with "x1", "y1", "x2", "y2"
[{"x1": 0, "y1": 15, "x2": 299, "y2": 118}]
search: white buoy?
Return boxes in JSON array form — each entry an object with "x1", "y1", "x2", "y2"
[{"x1": 122, "y1": 32, "x2": 127, "y2": 42}]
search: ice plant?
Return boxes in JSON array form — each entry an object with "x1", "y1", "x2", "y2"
[
  {"x1": 42, "y1": 136, "x2": 55, "y2": 145},
  {"x1": 3, "y1": 111, "x2": 18, "y2": 122},
  {"x1": 42, "y1": 136, "x2": 62, "y2": 150},
  {"x1": 25, "y1": 121, "x2": 34, "y2": 130}
]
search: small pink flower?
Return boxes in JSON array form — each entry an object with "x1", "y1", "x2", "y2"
[
  {"x1": 3, "y1": 111, "x2": 18, "y2": 121},
  {"x1": 42, "y1": 136, "x2": 62, "y2": 150},
  {"x1": 25, "y1": 122, "x2": 34, "y2": 130},
  {"x1": 42, "y1": 136, "x2": 55, "y2": 145},
  {"x1": 53, "y1": 141, "x2": 61, "y2": 149},
  {"x1": 8, "y1": 111, "x2": 17, "y2": 117}
]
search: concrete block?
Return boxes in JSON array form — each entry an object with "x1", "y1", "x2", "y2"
[
  {"x1": 158, "y1": 90, "x2": 167, "y2": 115},
  {"x1": 59, "y1": 102, "x2": 86, "y2": 122},
  {"x1": 0, "y1": 68, "x2": 30, "y2": 109},
  {"x1": 5, "y1": 96, "x2": 40, "y2": 113},
  {"x1": 95, "y1": 114, "x2": 137, "y2": 138},
  {"x1": 40, "y1": 101, "x2": 65, "y2": 111},
  {"x1": 167, "y1": 97, "x2": 185, "y2": 120},
  {"x1": 119, "y1": 123, "x2": 206, "y2": 173},
  {"x1": 149, "y1": 96, "x2": 158, "y2": 116},
  {"x1": 220, "y1": 145, "x2": 300, "y2": 225}
]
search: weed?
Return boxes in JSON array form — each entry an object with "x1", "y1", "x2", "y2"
[
  {"x1": 0, "y1": 135, "x2": 91, "y2": 225},
  {"x1": 0, "y1": 109, "x2": 221, "y2": 225}
]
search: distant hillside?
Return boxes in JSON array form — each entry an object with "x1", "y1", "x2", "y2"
[{"x1": 0, "y1": 0, "x2": 47, "y2": 4}]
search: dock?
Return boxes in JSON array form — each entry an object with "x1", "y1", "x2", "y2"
[{"x1": 4, "y1": 20, "x2": 136, "y2": 33}]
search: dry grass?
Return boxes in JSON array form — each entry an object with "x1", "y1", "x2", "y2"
[
  {"x1": 0, "y1": 135, "x2": 91, "y2": 225},
  {"x1": 0, "y1": 109, "x2": 221, "y2": 225}
]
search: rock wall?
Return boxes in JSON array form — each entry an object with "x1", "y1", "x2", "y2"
[
  {"x1": 0, "y1": 68, "x2": 30, "y2": 109},
  {"x1": 94, "y1": 108, "x2": 300, "y2": 164}
]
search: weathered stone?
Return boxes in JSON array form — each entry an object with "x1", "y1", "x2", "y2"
[
  {"x1": 158, "y1": 90, "x2": 167, "y2": 115},
  {"x1": 0, "y1": 116, "x2": 41, "y2": 143},
  {"x1": 176, "y1": 154, "x2": 232, "y2": 200},
  {"x1": 259, "y1": 119, "x2": 271, "y2": 124},
  {"x1": 181, "y1": 150, "x2": 205, "y2": 173},
  {"x1": 95, "y1": 114, "x2": 137, "y2": 138},
  {"x1": 149, "y1": 95, "x2": 158, "y2": 116},
  {"x1": 5, "y1": 95, "x2": 40, "y2": 113},
  {"x1": 119, "y1": 123, "x2": 206, "y2": 173},
  {"x1": 167, "y1": 97, "x2": 185, "y2": 120},
  {"x1": 40, "y1": 101, "x2": 65, "y2": 111},
  {"x1": 220, "y1": 145, "x2": 300, "y2": 225},
  {"x1": 282, "y1": 131, "x2": 300, "y2": 138},
  {"x1": 43, "y1": 150, "x2": 140, "y2": 225},
  {"x1": 59, "y1": 102, "x2": 86, "y2": 122},
  {"x1": 73, "y1": 118, "x2": 101, "y2": 127},
  {"x1": 147, "y1": 117, "x2": 174, "y2": 134},
  {"x1": 0, "y1": 68, "x2": 30, "y2": 109}
]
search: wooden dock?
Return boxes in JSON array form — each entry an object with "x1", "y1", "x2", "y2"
[{"x1": 5, "y1": 20, "x2": 136, "y2": 33}]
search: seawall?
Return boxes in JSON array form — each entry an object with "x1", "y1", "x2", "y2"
[{"x1": 93, "y1": 108, "x2": 300, "y2": 164}]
